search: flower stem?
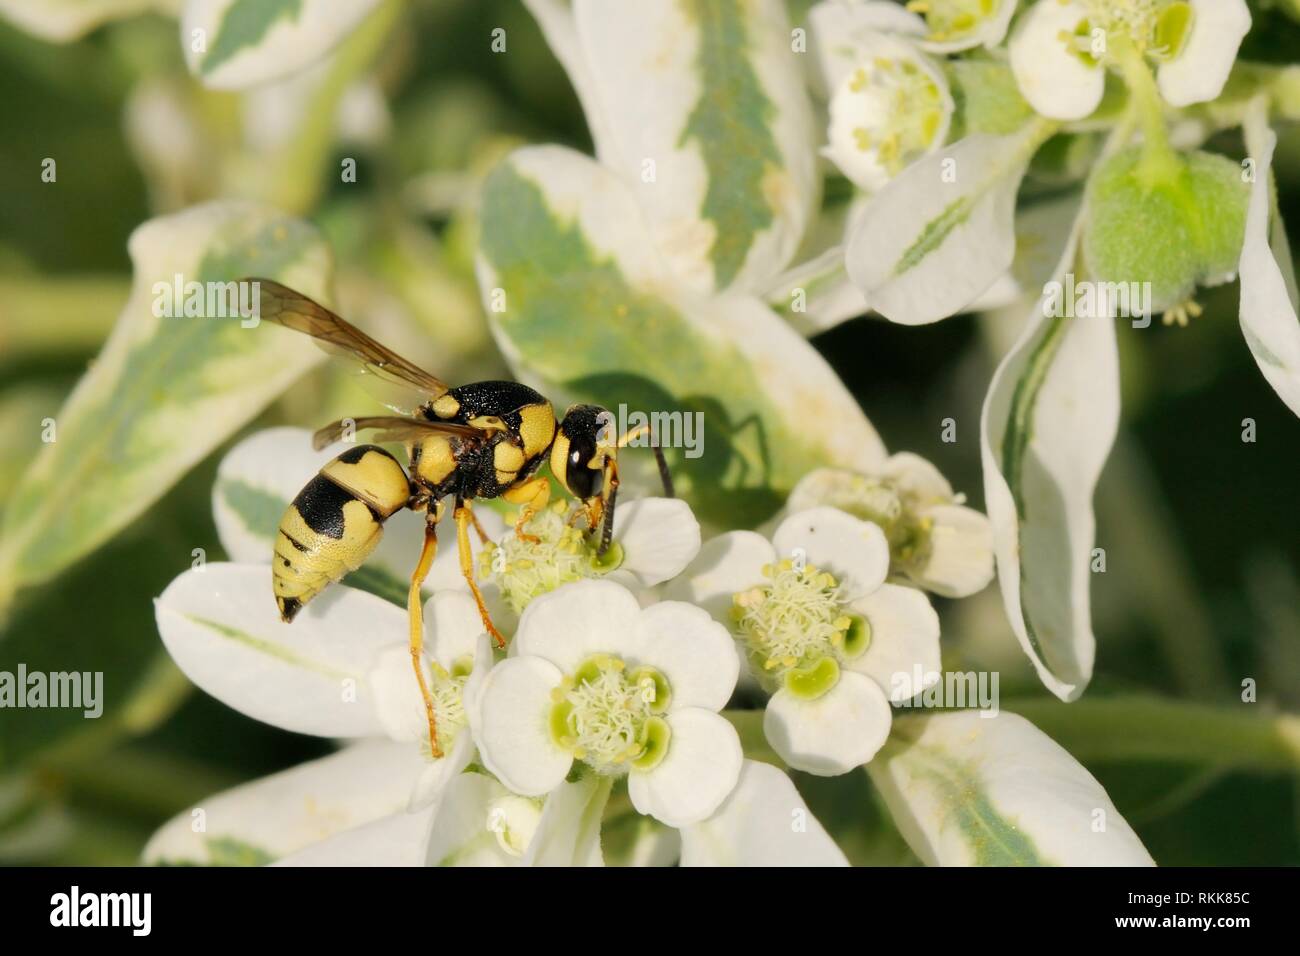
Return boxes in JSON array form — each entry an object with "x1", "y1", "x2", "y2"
[
  {"x1": 1005, "y1": 696, "x2": 1300, "y2": 772},
  {"x1": 1114, "y1": 40, "x2": 1180, "y2": 185}
]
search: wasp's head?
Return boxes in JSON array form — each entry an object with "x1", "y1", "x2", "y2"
[{"x1": 551, "y1": 403, "x2": 614, "y2": 504}]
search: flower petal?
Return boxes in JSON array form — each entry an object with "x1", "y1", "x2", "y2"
[
  {"x1": 514, "y1": 578, "x2": 643, "y2": 671},
  {"x1": 1239, "y1": 105, "x2": 1300, "y2": 418},
  {"x1": 880, "y1": 451, "x2": 953, "y2": 502},
  {"x1": 522, "y1": 775, "x2": 612, "y2": 866},
  {"x1": 809, "y1": 0, "x2": 927, "y2": 93},
  {"x1": 846, "y1": 584, "x2": 941, "y2": 702},
  {"x1": 474, "y1": 655, "x2": 572, "y2": 797},
  {"x1": 917, "y1": 0, "x2": 1017, "y2": 54},
  {"x1": 425, "y1": 589, "x2": 489, "y2": 669},
  {"x1": 424, "y1": 773, "x2": 522, "y2": 867},
  {"x1": 913, "y1": 503, "x2": 995, "y2": 598},
  {"x1": 846, "y1": 129, "x2": 1039, "y2": 325},
  {"x1": 609, "y1": 497, "x2": 702, "y2": 587},
  {"x1": 773, "y1": 507, "x2": 890, "y2": 599},
  {"x1": 409, "y1": 731, "x2": 476, "y2": 813},
  {"x1": 764, "y1": 671, "x2": 892, "y2": 774},
  {"x1": 663, "y1": 530, "x2": 774, "y2": 625},
  {"x1": 155, "y1": 563, "x2": 400, "y2": 737},
  {"x1": 632, "y1": 600, "x2": 740, "y2": 711},
  {"x1": 680, "y1": 759, "x2": 849, "y2": 866},
  {"x1": 143, "y1": 740, "x2": 423, "y2": 865},
  {"x1": 271, "y1": 805, "x2": 437, "y2": 867},
  {"x1": 1008, "y1": 0, "x2": 1104, "y2": 120},
  {"x1": 868, "y1": 710, "x2": 1155, "y2": 865},
  {"x1": 629, "y1": 708, "x2": 743, "y2": 827},
  {"x1": 1156, "y1": 0, "x2": 1251, "y2": 109}
]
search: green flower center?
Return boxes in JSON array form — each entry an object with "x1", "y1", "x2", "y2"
[
  {"x1": 1065, "y1": 1, "x2": 1194, "y2": 63},
  {"x1": 839, "y1": 58, "x2": 946, "y2": 176},
  {"x1": 427, "y1": 655, "x2": 473, "y2": 757},
  {"x1": 800, "y1": 474, "x2": 936, "y2": 577},
  {"x1": 548, "y1": 654, "x2": 672, "y2": 773},
  {"x1": 732, "y1": 560, "x2": 870, "y2": 700},
  {"x1": 480, "y1": 501, "x2": 625, "y2": 615},
  {"x1": 906, "y1": 0, "x2": 1001, "y2": 45}
]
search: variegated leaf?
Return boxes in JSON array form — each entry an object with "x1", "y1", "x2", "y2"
[
  {"x1": 529, "y1": 0, "x2": 816, "y2": 294},
  {"x1": 0, "y1": 201, "x2": 330, "y2": 595},
  {"x1": 867, "y1": 711, "x2": 1154, "y2": 866},
  {"x1": 846, "y1": 122, "x2": 1051, "y2": 325},
  {"x1": 0, "y1": 0, "x2": 175, "y2": 41},
  {"x1": 144, "y1": 740, "x2": 423, "y2": 865},
  {"x1": 476, "y1": 146, "x2": 886, "y2": 529},
  {"x1": 182, "y1": 0, "x2": 381, "y2": 90},
  {"x1": 980, "y1": 226, "x2": 1118, "y2": 701}
]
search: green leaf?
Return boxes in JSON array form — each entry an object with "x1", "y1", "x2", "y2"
[
  {"x1": 867, "y1": 711, "x2": 1154, "y2": 866},
  {"x1": 0, "y1": 201, "x2": 332, "y2": 600},
  {"x1": 476, "y1": 147, "x2": 886, "y2": 529}
]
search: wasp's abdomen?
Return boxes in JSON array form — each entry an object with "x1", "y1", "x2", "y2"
[{"x1": 273, "y1": 445, "x2": 410, "y2": 622}]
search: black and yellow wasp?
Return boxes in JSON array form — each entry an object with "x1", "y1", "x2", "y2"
[{"x1": 248, "y1": 279, "x2": 671, "y2": 756}]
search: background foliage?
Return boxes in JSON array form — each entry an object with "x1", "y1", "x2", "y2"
[{"x1": 0, "y1": 0, "x2": 1298, "y2": 865}]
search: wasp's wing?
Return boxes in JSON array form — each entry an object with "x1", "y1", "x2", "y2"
[
  {"x1": 249, "y1": 278, "x2": 451, "y2": 410},
  {"x1": 312, "y1": 416, "x2": 487, "y2": 451}
]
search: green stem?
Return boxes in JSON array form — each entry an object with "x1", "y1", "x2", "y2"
[
  {"x1": 728, "y1": 695, "x2": 1300, "y2": 775},
  {"x1": 1114, "y1": 41, "x2": 1179, "y2": 184},
  {"x1": 1005, "y1": 696, "x2": 1300, "y2": 772}
]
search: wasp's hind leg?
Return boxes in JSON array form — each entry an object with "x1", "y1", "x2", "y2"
[
  {"x1": 407, "y1": 500, "x2": 445, "y2": 758},
  {"x1": 454, "y1": 500, "x2": 506, "y2": 649}
]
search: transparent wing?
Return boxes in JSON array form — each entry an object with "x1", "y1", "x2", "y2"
[
  {"x1": 312, "y1": 415, "x2": 486, "y2": 452},
  {"x1": 249, "y1": 278, "x2": 450, "y2": 411}
]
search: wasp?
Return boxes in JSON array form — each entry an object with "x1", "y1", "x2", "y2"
[{"x1": 248, "y1": 279, "x2": 672, "y2": 756}]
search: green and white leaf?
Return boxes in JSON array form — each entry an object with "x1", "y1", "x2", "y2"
[
  {"x1": 213, "y1": 427, "x2": 429, "y2": 608},
  {"x1": 144, "y1": 740, "x2": 423, "y2": 865},
  {"x1": 533, "y1": 0, "x2": 817, "y2": 294},
  {"x1": 0, "y1": 0, "x2": 176, "y2": 42},
  {"x1": 980, "y1": 225, "x2": 1118, "y2": 701},
  {"x1": 182, "y1": 0, "x2": 381, "y2": 90},
  {"x1": 868, "y1": 711, "x2": 1154, "y2": 866},
  {"x1": 476, "y1": 146, "x2": 886, "y2": 529},
  {"x1": 1239, "y1": 103, "x2": 1300, "y2": 418},
  {"x1": 0, "y1": 201, "x2": 330, "y2": 596},
  {"x1": 846, "y1": 123, "x2": 1050, "y2": 325}
]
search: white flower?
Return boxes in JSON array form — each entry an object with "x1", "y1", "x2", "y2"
[
  {"x1": 787, "y1": 453, "x2": 994, "y2": 598},
  {"x1": 810, "y1": 1, "x2": 954, "y2": 191},
  {"x1": 155, "y1": 564, "x2": 492, "y2": 809},
  {"x1": 473, "y1": 579, "x2": 743, "y2": 828},
  {"x1": 903, "y1": 0, "x2": 1018, "y2": 53},
  {"x1": 1010, "y1": 0, "x2": 1251, "y2": 120},
  {"x1": 668, "y1": 508, "x2": 941, "y2": 775},
  {"x1": 429, "y1": 496, "x2": 701, "y2": 631}
]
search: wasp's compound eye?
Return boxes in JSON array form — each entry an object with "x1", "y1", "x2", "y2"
[{"x1": 565, "y1": 435, "x2": 603, "y2": 500}]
